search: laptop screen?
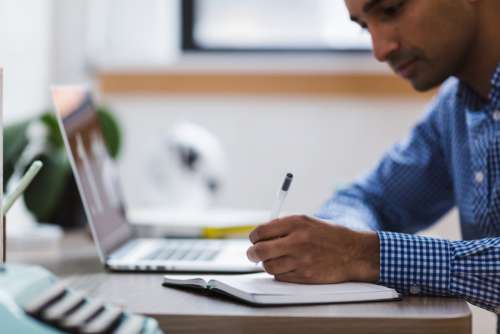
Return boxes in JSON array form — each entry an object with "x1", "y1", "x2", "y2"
[{"x1": 52, "y1": 86, "x2": 131, "y2": 260}]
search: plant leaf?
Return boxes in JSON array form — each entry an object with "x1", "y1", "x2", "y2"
[{"x1": 23, "y1": 150, "x2": 71, "y2": 222}]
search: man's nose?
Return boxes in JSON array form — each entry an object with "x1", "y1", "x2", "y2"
[{"x1": 370, "y1": 26, "x2": 400, "y2": 62}]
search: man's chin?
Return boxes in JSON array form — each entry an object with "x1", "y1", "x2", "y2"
[{"x1": 408, "y1": 76, "x2": 445, "y2": 92}]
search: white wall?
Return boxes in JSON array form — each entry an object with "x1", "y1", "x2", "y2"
[
  {"x1": 0, "y1": 0, "x2": 53, "y2": 123},
  {"x1": 107, "y1": 95, "x2": 425, "y2": 211},
  {"x1": 50, "y1": 0, "x2": 90, "y2": 83},
  {"x1": 50, "y1": 0, "x2": 180, "y2": 84}
]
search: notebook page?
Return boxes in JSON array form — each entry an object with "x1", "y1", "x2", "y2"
[
  {"x1": 213, "y1": 273, "x2": 394, "y2": 296},
  {"x1": 165, "y1": 273, "x2": 394, "y2": 296}
]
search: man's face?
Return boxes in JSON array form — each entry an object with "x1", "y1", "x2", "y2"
[{"x1": 345, "y1": 0, "x2": 477, "y2": 91}]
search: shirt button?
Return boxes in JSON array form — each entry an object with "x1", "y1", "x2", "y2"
[
  {"x1": 474, "y1": 171, "x2": 485, "y2": 184},
  {"x1": 493, "y1": 110, "x2": 500, "y2": 121},
  {"x1": 409, "y1": 285, "x2": 420, "y2": 295}
]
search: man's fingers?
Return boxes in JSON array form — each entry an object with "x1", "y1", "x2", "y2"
[
  {"x1": 246, "y1": 236, "x2": 293, "y2": 263},
  {"x1": 249, "y1": 215, "x2": 304, "y2": 244},
  {"x1": 262, "y1": 256, "x2": 297, "y2": 275},
  {"x1": 273, "y1": 271, "x2": 306, "y2": 283},
  {"x1": 249, "y1": 219, "x2": 291, "y2": 244}
]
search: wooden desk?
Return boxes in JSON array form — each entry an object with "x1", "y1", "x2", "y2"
[{"x1": 10, "y1": 230, "x2": 471, "y2": 334}]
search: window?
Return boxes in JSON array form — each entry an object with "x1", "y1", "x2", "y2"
[{"x1": 182, "y1": 0, "x2": 372, "y2": 52}]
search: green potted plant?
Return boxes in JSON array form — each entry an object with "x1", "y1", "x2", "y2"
[{"x1": 3, "y1": 106, "x2": 122, "y2": 228}]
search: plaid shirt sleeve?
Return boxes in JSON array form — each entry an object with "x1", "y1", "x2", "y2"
[
  {"x1": 378, "y1": 231, "x2": 500, "y2": 313},
  {"x1": 315, "y1": 98, "x2": 455, "y2": 234}
]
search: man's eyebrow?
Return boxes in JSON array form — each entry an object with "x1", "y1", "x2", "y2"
[{"x1": 363, "y1": 0, "x2": 383, "y2": 13}]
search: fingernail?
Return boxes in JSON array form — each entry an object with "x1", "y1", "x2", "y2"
[
  {"x1": 247, "y1": 247, "x2": 258, "y2": 263},
  {"x1": 249, "y1": 231, "x2": 257, "y2": 244}
]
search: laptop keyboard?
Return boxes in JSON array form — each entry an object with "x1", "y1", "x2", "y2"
[{"x1": 141, "y1": 240, "x2": 222, "y2": 262}]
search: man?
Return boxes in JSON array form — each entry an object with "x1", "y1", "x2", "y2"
[{"x1": 246, "y1": 0, "x2": 500, "y2": 327}]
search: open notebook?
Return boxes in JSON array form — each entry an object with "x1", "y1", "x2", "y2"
[{"x1": 163, "y1": 272, "x2": 400, "y2": 305}]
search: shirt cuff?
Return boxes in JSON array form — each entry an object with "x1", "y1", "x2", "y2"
[
  {"x1": 377, "y1": 231, "x2": 451, "y2": 296},
  {"x1": 449, "y1": 238, "x2": 500, "y2": 312}
]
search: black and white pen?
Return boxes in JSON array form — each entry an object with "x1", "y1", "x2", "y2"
[{"x1": 269, "y1": 173, "x2": 294, "y2": 220}]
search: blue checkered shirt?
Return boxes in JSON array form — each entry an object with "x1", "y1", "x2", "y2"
[{"x1": 316, "y1": 64, "x2": 500, "y2": 317}]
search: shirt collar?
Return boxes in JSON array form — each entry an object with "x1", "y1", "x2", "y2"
[{"x1": 457, "y1": 62, "x2": 500, "y2": 111}]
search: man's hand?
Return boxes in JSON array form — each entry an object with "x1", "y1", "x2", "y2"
[{"x1": 247, "y1": 215, "x2": 380, "y2": 284}]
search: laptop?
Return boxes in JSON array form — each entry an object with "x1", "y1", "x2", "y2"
[{"x1": 51, "y1": 85, "x2": 262, "y2": 273}]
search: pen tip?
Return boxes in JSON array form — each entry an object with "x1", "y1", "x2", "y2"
[{"x1": 282, "y1": 173, "x2": 294, "y2": 191}]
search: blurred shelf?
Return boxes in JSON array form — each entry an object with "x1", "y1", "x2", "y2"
[{"x1": 98, "y1": 71, "x2": 436, "y2": 97}]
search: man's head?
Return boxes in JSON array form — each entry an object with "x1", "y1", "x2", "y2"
[{"x1": 346, "y1": 0, "x2": 480, "y2": 91}]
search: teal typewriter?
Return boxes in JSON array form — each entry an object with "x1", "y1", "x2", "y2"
[{"x1": 0, "y1": 264, "x2": 163, "y2": 334}]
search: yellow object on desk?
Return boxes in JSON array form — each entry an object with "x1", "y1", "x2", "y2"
[
  {"x1": 201, "y1": 225, "x2": 257, "y2": 239},
  {"x1": 202, "y1": 173, "x2": 293, "y2": 239}
]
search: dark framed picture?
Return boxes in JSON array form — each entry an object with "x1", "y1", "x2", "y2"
[{"x1": 181, "y1": 0, "x2": 372, "y2": 53}]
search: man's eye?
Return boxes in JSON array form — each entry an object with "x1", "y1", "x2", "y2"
[{"x1": 382, "y1": 1, "x2": 405, "y2": 18}]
